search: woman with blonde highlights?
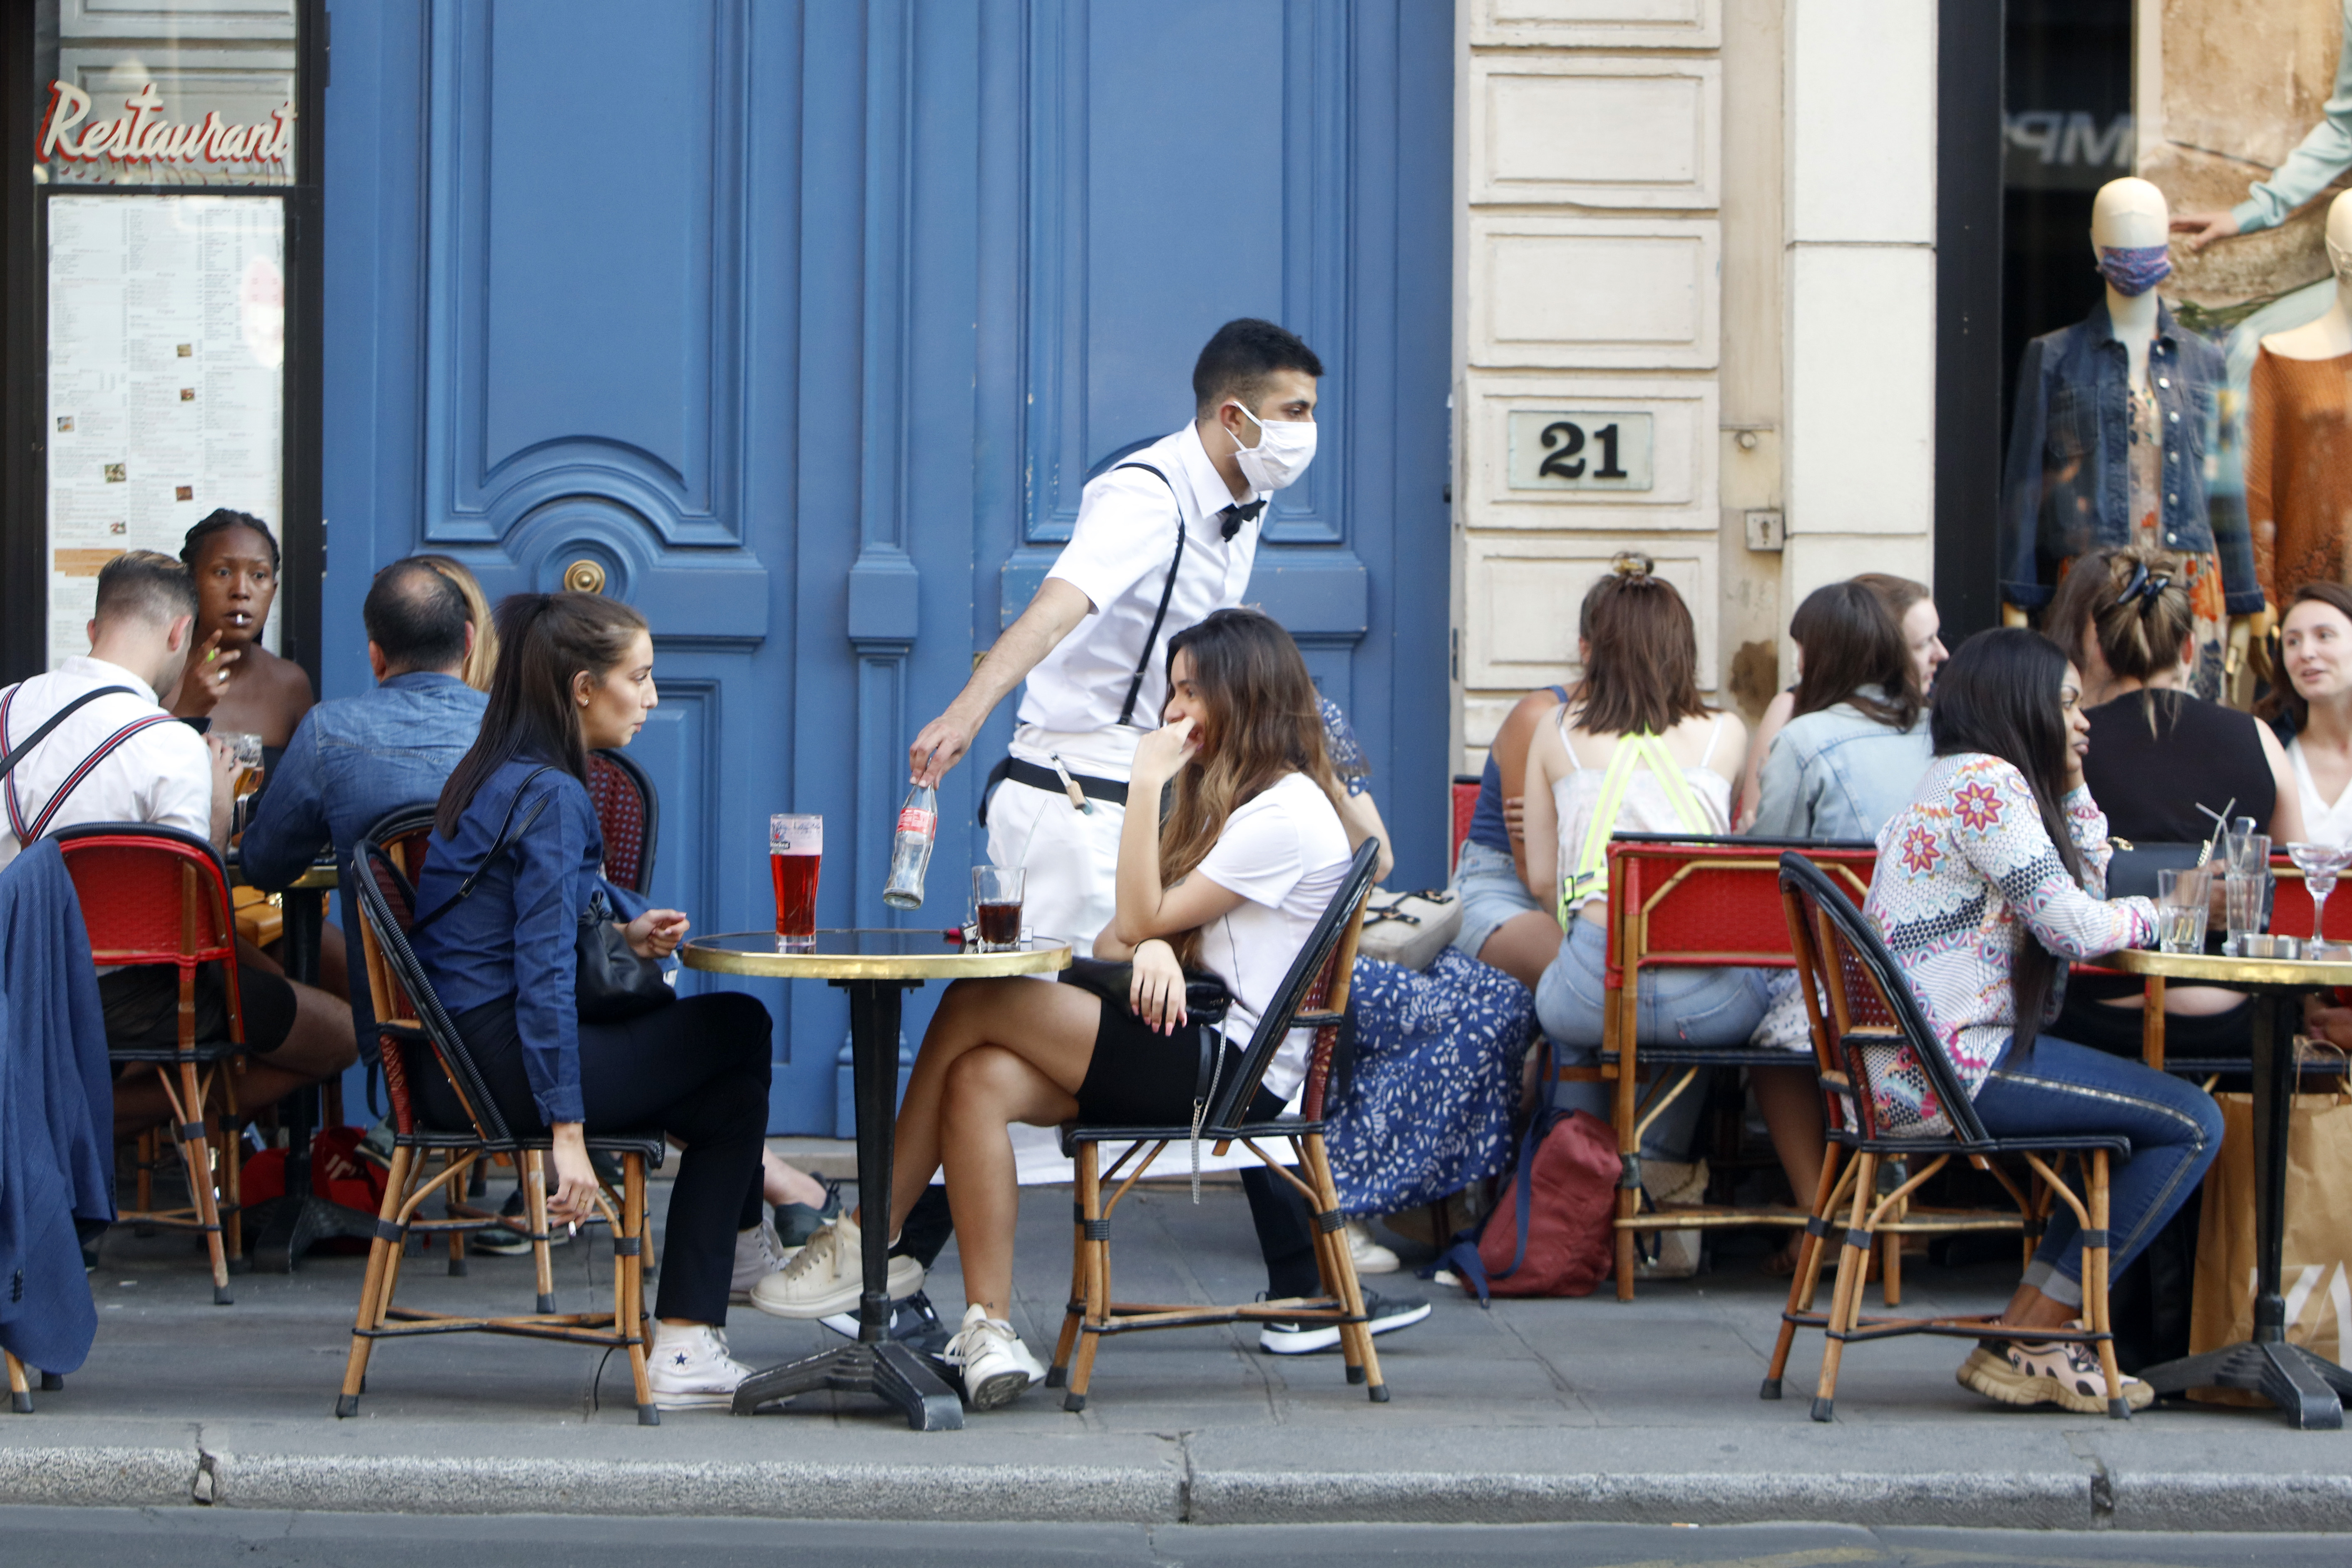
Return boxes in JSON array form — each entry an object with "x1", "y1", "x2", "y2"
[
  {"x1": 748, "y1": 610, "x2": 1385, "y2": 1407},
  {"x1": 415, "y1": 554, "x2": 501, "y2": 692}
]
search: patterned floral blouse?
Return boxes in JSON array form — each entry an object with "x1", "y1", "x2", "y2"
[{"x1": 1862, "y1": 754, "x2": 2157, "y2": 1135}]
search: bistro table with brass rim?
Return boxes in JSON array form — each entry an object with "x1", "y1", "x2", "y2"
[
  {"x1": 2109, "y1": 945, "x2": 2352, "y2": 1429},
  {"x1": 680, "y1": 928, "x2": 1070, "y2": 1430}
]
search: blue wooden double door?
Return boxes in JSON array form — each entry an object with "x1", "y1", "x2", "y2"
[{"x1": 323, "y1": 1, "x2": 1452, "y2": 1133}]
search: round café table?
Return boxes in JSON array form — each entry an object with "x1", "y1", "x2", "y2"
[
  {"x1": 2109, "y1": 945, "x2": 2352, "y2": 1428},
  {"x1": 680, "y1": 928, "x2": 1070, "y2": 1429}
]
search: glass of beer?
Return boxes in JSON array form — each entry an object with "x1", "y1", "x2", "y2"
[
  {"x1": 971, "y1": 865, "x2": 1024, "y2": 952},
  {"x1": 770, "y1": 814, "x2": 822, "y2": 950}
]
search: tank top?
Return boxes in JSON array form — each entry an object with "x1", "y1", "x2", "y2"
[
  {"x1": 1464, "y1": 685, "x2": 1570, "y2": 853},
  {"x1": 2291, "y1": 735, "x2": 2352, "y2": 846},
  {"x1": 2080, "y1": 690, "x2": 2274, "y2": 844},
  {"x1": 1550, "y1": 709, "x2": 1732, "y2": 918}
]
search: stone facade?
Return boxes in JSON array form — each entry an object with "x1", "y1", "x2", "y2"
[{"x1": 1451, "y1": 0, "x2": 1939, "y2": 774}]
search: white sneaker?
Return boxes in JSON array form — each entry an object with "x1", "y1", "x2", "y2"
[
  {"x1": 747, "y1": 1214, "x2": 924, "y2": 1319},
  {"x1": 1346, "y1": 1220, "x2": 1401, "y2": 1275},
  {"x1": 729, "y1": 1216, "x2": 791, "y2": 1303},
  {"x1": 942, "y1": 1303, "x2": 1045, "y2": 1411},
  {"x1": 645, "y1": 1323, "x2": 753, "y2": 1409}
]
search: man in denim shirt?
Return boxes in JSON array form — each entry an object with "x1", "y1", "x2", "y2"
[{"x1": 241, "y1": 560, "x2": 487, "y2": 1047}]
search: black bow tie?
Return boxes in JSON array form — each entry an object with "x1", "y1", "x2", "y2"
[{"x1": 1216, "y1": 499, "x2": 1266, "y2": 541}]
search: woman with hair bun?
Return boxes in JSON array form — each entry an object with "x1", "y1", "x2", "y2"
[
  {"x1": 1521, "y1": 554, "x2": 1766, "y2": 1161},
  {"x1": 2057, "y1": 547, "x2": 2299, "y2": 1059}
]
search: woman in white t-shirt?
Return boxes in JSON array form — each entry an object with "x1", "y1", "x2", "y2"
[
  {"x1": 2273, "y1": 582, "x2": 2352, "y2": 845},
  {"x1": 755, "y1": 609, "x2": 1354, "y2": 1410}
]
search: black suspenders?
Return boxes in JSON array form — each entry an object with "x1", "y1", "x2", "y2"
[{"x1": 1113, "y1": 461, "x2": 1184, "y2": 728}]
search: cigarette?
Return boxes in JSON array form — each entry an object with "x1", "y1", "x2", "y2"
[
  {"x1": 1048, "y1": 753, "x2": 1093, "y2": 815},
  {"x1": 566, "y1": 1221, "x2": 577, "y2": 1239}
]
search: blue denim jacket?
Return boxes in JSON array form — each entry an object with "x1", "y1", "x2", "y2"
[
  {"x1": 410, "y1": 758, "x2": 607, "y2": 1127},
  {"x1": 1999, "y1": 299, "x2": 2259, "y2": 615},
  {"x1": 1746, "y1": 690, "x2": 1935, "y2": 843}
]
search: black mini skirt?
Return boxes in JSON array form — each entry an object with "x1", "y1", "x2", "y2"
[{"x1": 1074, "y1": 997, "x2": 1245, "y2": 1126}]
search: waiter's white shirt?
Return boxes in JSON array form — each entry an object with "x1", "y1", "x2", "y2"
[
  {"x1": 1015, "y1": 421, "x2": 1265, "y2": 773},
  {"x1": 0, "y1": 655, "x2": 212, "y2": 873}
]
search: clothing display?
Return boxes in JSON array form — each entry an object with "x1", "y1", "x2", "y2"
[
  {"x1": 2245, "y1": 347, "x2": 2352, "y2": 607},
  {"x1": 2230, "y1": 0, "x2": 2352, "y2": 236},
  {"x1": 1865, "y1": 755, "x2": 2156, "y2": 1136},
  {"x1": 2000, "y1": 301, "x2": 2259, "y2": 654}
]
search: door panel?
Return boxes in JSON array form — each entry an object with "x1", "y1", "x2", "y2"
[{"x1": 325, "y1": 0, "x2": 1448, "y2": 1133}]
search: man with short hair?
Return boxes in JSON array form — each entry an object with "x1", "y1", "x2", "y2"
[
  {"x1": 242, "y1": 557, "x2": 487, "y2": 1048},
  {"x1": 0, "y1": 551, "x2": 355, "y2": 1133}
]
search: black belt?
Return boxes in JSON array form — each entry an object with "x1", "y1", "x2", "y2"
[{"x1": 978, "y1": 757, "x2": 1130, "y2": 829}]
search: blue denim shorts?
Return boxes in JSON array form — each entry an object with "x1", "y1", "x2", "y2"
[{"x1": 1450, "y1": 837, "x2": 1545, "y2": 963}]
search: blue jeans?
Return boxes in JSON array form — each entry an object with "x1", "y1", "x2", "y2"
[
  {"x1": 1535, "y1": 915, "x2": 1773, "y2": 1160},
  {"x1": 1973, "y1": 1036, "x2": 2223, "y2": 1309}
]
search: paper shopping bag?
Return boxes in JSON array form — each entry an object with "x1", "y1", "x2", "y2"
[{"x1": 2188, "y1": 1091, "x2": 2352, "y2": 1404}]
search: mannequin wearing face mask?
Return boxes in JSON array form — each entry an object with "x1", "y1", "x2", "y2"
[
  {"x1": 1999, "y1": 179, "x2": 2261, "y2": 703},
  {"x1": 2244, "y1": 190, "x2": 2352, "y2": 610}
]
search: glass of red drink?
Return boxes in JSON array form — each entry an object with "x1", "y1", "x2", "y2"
[
  {"x1": 770, "y1": 814, "x2": 822, "y2": 950},
  {"x1": 971, "y1": 865, "x2": 1025, "y2": 952}
]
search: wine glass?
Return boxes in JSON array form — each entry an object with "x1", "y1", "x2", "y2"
[{"x1": 2287, "y1": 842, "x2": 2352, "y2": 950}]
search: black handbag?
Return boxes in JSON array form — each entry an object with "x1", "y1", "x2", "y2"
[
  {"x1": 2104, "y1": 839, "x2": 2210, "y2": 901},
  {"x1": 415, "y1": 765, "x2": 674, "y2": 1024}
]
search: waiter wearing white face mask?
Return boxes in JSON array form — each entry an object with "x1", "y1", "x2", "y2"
[{"x1": 909, "y1": 317, "x2": 1322, "y2": 955}]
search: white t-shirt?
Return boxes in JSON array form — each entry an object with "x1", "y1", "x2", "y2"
[
  {"x1": 1194, "y1": 772, "x2": 1354, "y2": 1102},
  {"x1": 0, "y1": 655, "x2": 212, "y2": 873},
  {"x1": 2291, "y1": 737, "x2": 2352, "y2": 847},
  {"x1": 1020, "y1": 422, "x2": 1265, "y2": 740}
]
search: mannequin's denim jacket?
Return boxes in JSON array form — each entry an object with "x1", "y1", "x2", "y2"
[
  {"x1": 1746, "y1": 691, "x2": 1934, "y2": 844},
  {"x1": 1998, "y1": 298, "x2": 2260, "y2": 616}
]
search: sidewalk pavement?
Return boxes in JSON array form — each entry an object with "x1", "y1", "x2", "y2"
[{"x1": 3, "y1": 1160, "x2": 2348, "y2": 1532}]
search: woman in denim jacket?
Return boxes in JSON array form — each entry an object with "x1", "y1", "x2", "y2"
[{"x1": 1749, "y1": 583, "x2": 1935, "y2": 842}]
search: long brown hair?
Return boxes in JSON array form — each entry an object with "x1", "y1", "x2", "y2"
[
  {"x1": 1157, "y1": 609, "x2": 1341, "y2": 966},
  {"x1": 2071, "y1": 546, "x2": 2199, "y2": 740},
  {"x1": 436, "y1": 592, "x2": 648, "y2": 837},
  {"x1": 1570, "y1": 553, "x2": 1709, "y2": 736},
  {"x1": 1788, "y1": 581, "x2": 1921, "y2": 729},
  {"x1": 2262, "y1": 580, "x2": 2352, "y2": 732}
]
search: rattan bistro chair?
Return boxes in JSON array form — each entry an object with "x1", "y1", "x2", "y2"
[
  {"x1": 1764, "y1": 854, "x2": 2133, "y2": 1422},
  {"x1": 340, "y1": 831, "x2": 668, "y2": 1424},
  {"x1": 1048, "y1": 839, "x2": 1382, "y2": 1411},
  {"x1": 55, "y1": 823, "x2": 249, "y2": 1306},
  {"x1": 586, "y1": 749, "x2": 658, "y2": 896}
]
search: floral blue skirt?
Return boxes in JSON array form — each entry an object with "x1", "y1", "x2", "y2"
[{"x1": 1324, "y1": 948, "x2": 1538, "y2": 1217}]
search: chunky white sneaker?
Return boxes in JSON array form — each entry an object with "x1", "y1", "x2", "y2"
[
  {"x1": 942, "y1": 1303, "x2": 1045, "y2": 1410},
  {"x1": 747, "y1": 1214, "x2": 923, "y2": 1319},
  {"x1": 1957, "y1": 1321, "x2": 2153, "y2": 1414},
  {"x1": 645, "y1": 1323, "x2": 753, "y2": 1410},
  {"x1": 729, "y1": 1216, "x2": 791, "y2": 1304},
  {"x1": 1346, "y1": 1220, "x2": 1401, "y2": 1275}
]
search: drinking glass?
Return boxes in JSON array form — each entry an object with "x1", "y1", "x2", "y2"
[
  {"x1": 971, "y1": 865, "x2": 1025, "y2": 952},
  {"x1": 2154, "y1": 867, "x2": 2210, "y2": 955},
  {"x1": 2287, "y1": 841, "x2": 2352, "y2": 953},
  {"x1": 2224, "y1": 829, "x2": 2270, "y2": 876},
  {"x1": 2224, "y1": 871, "x2": 2268, "y2": 957},
  {"x1": 769, "y1": 814, "x2": 822, "y2": 950}
]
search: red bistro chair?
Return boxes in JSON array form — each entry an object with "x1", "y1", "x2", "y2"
[
  {"x1": 1449, "y1": 775, "x2": 1482, "y2": 875},
  {"x1": 53, "y1": 823, "x2": 246, "y2": 1305},
  {"x1": 586, "y1": 749, "x2": 658, "y2": 897}
]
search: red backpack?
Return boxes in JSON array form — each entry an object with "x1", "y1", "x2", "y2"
[{"x1": 1437, "y1": 1094, "x2": 1619, "y2": 1301}]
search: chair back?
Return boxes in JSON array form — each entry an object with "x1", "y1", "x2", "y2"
[
  {"x1": 1605, "y1": 834, "x2": 1876, "y2": 992},
  {"x1": 1207, "y1": 837, "x2": 1382, "y2": 1129},
  {"x1": 1778, "y1": 852, "x2": 1990, "y2": 1145},
  {"x1": 1449, "y1": 774, "x2": 1481, "y2": 873},
  {"x1": 360, "y1": 802, "x2": 439, "y2": 891},
  {"x1": 350, "y1": 830, "x2": 515, "y2": 1144},
  {"x1": 53, "y1": 823, "x2": 245, "y2": 1049},
  {"x1": 586, "y1": 749, "x2": 658, "y2": 895},
  {"x1": 352, "y1": 804, "x2": 440, "y2": 1049}
]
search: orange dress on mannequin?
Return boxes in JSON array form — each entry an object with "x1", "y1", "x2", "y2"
[{"x1": 2246, "y1": 345, "x2": 2352, "y2": 606}]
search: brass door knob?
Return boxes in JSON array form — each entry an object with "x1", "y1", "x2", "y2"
[{"x1": 563, "y1": 559, "x2": 607, "y2": 594}]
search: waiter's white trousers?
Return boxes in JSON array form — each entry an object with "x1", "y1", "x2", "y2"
[{"x1": 984, "y1": 776, "x2": 1125, "y2": 958}]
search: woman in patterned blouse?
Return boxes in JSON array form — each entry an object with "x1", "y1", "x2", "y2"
[{"x1": 1865, "y1": 628, "x2": 2221, "y2": 1414}]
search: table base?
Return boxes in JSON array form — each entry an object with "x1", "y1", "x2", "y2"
[
  {"x1": 2141, "y1": 1339, "x2": 2352, "y2": 1430},
  {"x1": 730, "y1": 1340, "x2": 964, "y2": 1429}
]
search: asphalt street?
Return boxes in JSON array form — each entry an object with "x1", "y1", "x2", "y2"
[{"x1": 2, "y1": 1510, "x2": 2346, "y2": 1568}]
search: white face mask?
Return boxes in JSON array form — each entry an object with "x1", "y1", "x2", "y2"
[{"x1": 1226, "y1": 402, "x2": 1317, "y2": 491}]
